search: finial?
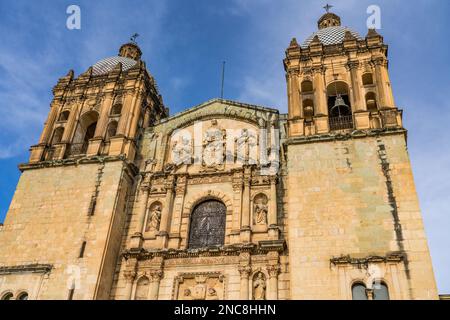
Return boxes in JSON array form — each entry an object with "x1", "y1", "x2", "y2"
[
  {"x1": 130, "y1": 33, "x2": 140, "y2": 44},
  {"x1": 323, "y1": 4, "x2": 333, "y2": 13}
]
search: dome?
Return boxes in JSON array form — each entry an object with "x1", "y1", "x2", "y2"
[
  {"x1": 301, "y1": 26, "x2": 363, "y2": 48},
  {"x1": 92, "y1": 56, "x2": 138, "y2": 76}
]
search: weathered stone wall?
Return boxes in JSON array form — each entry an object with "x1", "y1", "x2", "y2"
[
  {"x1": 286, "y1": 132, "x2": 438, "y2": 300},
  {"x1": 0, "y1": 160, "x2": 131, "y2": 300}
]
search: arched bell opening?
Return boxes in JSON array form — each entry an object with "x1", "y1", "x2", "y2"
[
  {"x1": 327, "y1": 81, "x2": 353, "y2": 130},
  {"x1": 70, "y1": 111, "x2": 99, "y2": 156}
]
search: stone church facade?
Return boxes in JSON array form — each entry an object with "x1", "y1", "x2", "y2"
[{"x1": 0, "y1": 12, "x2": 439, "y2": 300}]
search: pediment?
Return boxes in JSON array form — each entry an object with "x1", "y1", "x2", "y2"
[{"x1": 155, "y1": 99, "x2": 279, "y2": 135}]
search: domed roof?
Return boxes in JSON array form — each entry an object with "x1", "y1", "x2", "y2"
[
  {"x1": 301, "y1": 26, "x2": 363, "y2": 48},
  {"x1": 92, "y1": 56, "x2": 138, "y2": 76}
]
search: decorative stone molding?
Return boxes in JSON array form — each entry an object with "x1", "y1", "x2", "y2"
[
  {"x1": 330, "y1": 253, "x2": 405, "y2": 268},
  {"x1": 183, "y1": 189, "x2": 233, "y2": 214},
  {"x1": 266, "y1": 264, "x2": 281, "y2": 278},
  {"x1": 0, "y1": 264, "x2": 53, "y2": 275}
]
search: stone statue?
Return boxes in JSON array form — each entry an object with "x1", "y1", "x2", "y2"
[
  {"x1": 203, "y1": 121, "x2": 225, "y2": 168},
  {"x1": 172, "y1": 137, "x2": 192, "y2": 165},
  {"x1": 146, "y1": 204, "x2": 162, "y2": 232},
  {"x1": 254, "y1": 196, "x2": 268, "y2": 225},
  {"x1": 253, "y1": 272, "x2": 266, "y2": 300}
]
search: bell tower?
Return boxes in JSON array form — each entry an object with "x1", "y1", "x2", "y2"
[
  {"x1": 284, "y1": 11, "x2": 399, "y2": 137},
  {"x1": 29, "y1": 41, "x2": 166, "y2": 164},
  {"x1": 284, "y1": 11, "x2": 438, "y2": 299},
  {"x1": 0, "y1": 41, "x2": 168, "y2": 300}
]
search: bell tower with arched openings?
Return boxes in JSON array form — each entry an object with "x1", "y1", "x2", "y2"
[
  {"x1": 29, "y1": 41, "x2": 167, "y2": 164},
  {"x1": 284, "y1": 10, "x2": 438, "y2": 300},
  {"x1": 284, "y1": 11, "x2": 399, "y2": 136}
]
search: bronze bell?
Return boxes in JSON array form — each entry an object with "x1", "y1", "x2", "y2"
[{"x1": 330, "y1": 94, "x2": 350, "y2": 117}]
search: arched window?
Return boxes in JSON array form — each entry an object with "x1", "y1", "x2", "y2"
[
  {"x1": 1, "y1": 292, "x2": 13, "y2": 300},
  {"x1": 365, "y1": 92, "x2": 378, "y2": 112},
  {"x1": 373, "y1": 282, "x2": 390, "y2": 300},
  {"x1": 352, "y1": 283, "x2": 368, "y2": 300},
  {"x1": 188, "y1": 200, "x2": 226, "y2": 249},
  {"x1": 301, "y1": 80, "x2": 313, "y2": 93},
  {"x1": 17, "y1": 292, "x2": 29, "y2": 300},
  {"x1": 362, "y1": 73, "x2": 374, "y2": 86},
  {"x1": 111, "y1": 104, "x2": 122, "y2": 116},
  {"x1": 71, "y1": 111, "x2": 99, "y2": 155},
  {"x1": 58, "y1": 111, "x2": 70, "y2": 122},
  {"x1": 51, "y1": 127, "x2": 65, "y2": 145},
  {"x1": 105, "y1": 121, "x2": 118, "y2": 140},
  {"x1": 135, "y1": 276, "x2": 150, "y2": 300}
]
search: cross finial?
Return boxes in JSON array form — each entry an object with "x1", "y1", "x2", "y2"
[
  {"x1": 323, "y1": 4, "x2": 333, "y2": 13},
  {"x1": 130, "y1": 33, "x2": 140, "y2": 43}
]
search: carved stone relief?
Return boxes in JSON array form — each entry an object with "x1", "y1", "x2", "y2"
[{"x1": 175, "y1": 273, "x2": 225, "y2": 300}]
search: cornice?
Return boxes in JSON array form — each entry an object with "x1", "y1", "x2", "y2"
[
  {"x1": 122, "y1": 240, "x2": 286, "y2": 261},
  {"x1": 0, "y1": 264, "x2": 53, "y2": 275},
  {"x1": 285, "y1": 127, "x2": 407, "y2": 146}
]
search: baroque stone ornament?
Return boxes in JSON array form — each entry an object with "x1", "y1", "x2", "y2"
[{"x1": 174, "y1": 272, "x2": 225, "y2": 300}]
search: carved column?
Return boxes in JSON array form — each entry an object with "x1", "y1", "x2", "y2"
[
  {"x1": 148, "y1": 270, "x2": 163, "y2": 300},
  {"x1": 128, "y1": 90, "x2": 146, "y2": 138},
  {"x1": 170, "y1": 175, "x2": 188, "y2": 248},
  {"x1": 373, "y1": 58, "x2": 389, "y2": 109},
  {"x1": 158, "y1": 176, "x2": 175, "y2": 247},
  {"x1": 238, "y1": 266, "x2": 252, "y2": 300},
  {"x1": 240, "y1": 167, "x2": 252, "y2": 242},
  {"x1": 94, "y1": 93, "x2": 114, "y2": 138},
  {"x1": 39, "y1": 100, "x2": 61, "y2": 145},
  {"x1": 287, "y1": 69, "x2": 302, "y2": 119},
  {"x1": 312, "y1": 66, "x2": 327, "y2": 116},
  {"x1": 122, "y1": 268, "x2": 137, "y2": 300},
  {"x1": 61, "y1": 104, "x2": 79, "y2": 143},
  {"x1": 268, "y1": 176, "x2": 279, "y2": 239},
  {"x1": 266, "y1": 265, "x2": 281, "y2": 300},
  {"x1": 348, "y1": 61, "x2": 364, "y2": 112},
  {"x1": 231, "y1": 171, "x2": 243, "y2": 244},
  {"x1": 135, "y1": 176, "x2": 150, "y2": 234},
  {"x1": 117, "y1": 91, "x2": 135, "y2": 135}
]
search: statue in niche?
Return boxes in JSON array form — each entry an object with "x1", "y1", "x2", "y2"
[
  {"x1": 254, "y1": 195, "x2": 268, "y2": 225},
  {"x1": 203, "y1": 120, "x2": 226, "y2": 168},
  {"x1": 253, "y1": 272, "x2": 266, "y2": 300},
  {"x1": 146, "y1": 203, "x2": 162, "y2": 232},
  {"x1": 172, "y1": 136, "x2": 192, "y2": 166}
]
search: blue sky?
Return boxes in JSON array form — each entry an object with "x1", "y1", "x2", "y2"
[{"x1": 0, "y1": 0, "x2": 449, "y2": 293}]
